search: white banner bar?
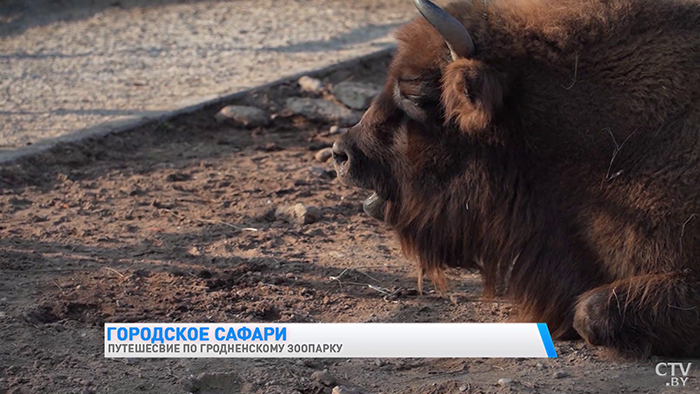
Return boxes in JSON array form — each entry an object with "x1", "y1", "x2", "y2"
[{"x1": 104, "y1": 323, "x2": 557, "y2": 358}]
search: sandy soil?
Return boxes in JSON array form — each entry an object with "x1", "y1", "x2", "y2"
[
  {"x1": 0, "y1": 54, "x2": 698, "y2": 394},
  {"x1": 0, "y1": 0, "x2": 413, "y2": 153}
]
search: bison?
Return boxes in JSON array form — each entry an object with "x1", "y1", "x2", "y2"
[{"x1": 332, "y1": 0, "x2": 700, "y2": 357}]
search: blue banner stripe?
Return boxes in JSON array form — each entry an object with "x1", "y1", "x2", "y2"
[{"x1": 537, "y1": 323, "x2": 558, "y2": 358}]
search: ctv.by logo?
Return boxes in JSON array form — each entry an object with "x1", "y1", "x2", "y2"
[{"x1": 656, "y1": 362, "x2": 692, "y2": 387}]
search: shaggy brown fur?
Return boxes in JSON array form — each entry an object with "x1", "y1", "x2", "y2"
[{"x1": 332, "y1": 0, "x2": 700, "y2": 357}]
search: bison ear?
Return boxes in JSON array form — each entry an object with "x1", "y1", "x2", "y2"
[{"x1": 441, "y1": 58, "x2": 506, "y2": 136}]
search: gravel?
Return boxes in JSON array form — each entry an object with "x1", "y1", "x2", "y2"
[
  {"x1": 332, "y1": 81, "x2": 382, "y2": 110},
  {"x1": 333, "y1": 385, "x2": 366, "y2": 394},
  {"x1": 298, "y1": 76, "x2": 325, "y2": 93},
  {"x1": 311, "y1": 369, "x2": 337, "y2": 386},
  {"x1": 0, "y1": 0, "x2": 414, "y2": 157},
  {"x1": 214, "y1": 105, "x2": 270, "y2": 127},
  {"x1": 285, "y1": 97, "x2": 361, "y2": 126},
  {"x1": 315, "y1": 147, "x2": 334, "y2": 163},
  {"x1": 497, "y1": 378, "x2": 514, "y2": 387},
  {"x1": 275, "y1": 203, "x2": 323, "y2": 225}
]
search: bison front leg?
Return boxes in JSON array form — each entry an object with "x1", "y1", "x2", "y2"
[{"x1": 573, "y1": 273, "x2": 700, "y2": 357}]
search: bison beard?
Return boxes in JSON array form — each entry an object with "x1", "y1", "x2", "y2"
[{"x1": 333, "y1": 0, "x2": 700, "y2": 357}]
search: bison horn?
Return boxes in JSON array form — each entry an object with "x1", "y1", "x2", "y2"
[{"x1": 412, "y1": 0, "x2": 475, "y2": 60}]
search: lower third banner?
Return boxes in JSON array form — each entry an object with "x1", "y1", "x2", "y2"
[{"x1": 104, "y1": 323, "x2": 557, "y2": 358}]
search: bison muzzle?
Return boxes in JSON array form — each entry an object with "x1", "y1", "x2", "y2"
[{"x1": 333, "y1": 0, "x2": 700, "y2": 357}]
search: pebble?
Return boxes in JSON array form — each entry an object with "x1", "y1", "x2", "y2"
[
  {"x1": 165, "y1": 172, "x2": 192, "y2": 182},
  {"x1": 332, "y1": 385, "x2": 365, "y2": 394},
  {"x1": 309, "y1": 166, "x2": 336, "y2": 179},
  {"x1": 180, "y1": 375, "x2": 197, "y2": 393},
  {"x1": 275, "y1": 203, "x2": 323, "y2": 225},
  {"x1": 497, "y1": 378, "x2": 513, "y2": 387},
  {"x1": 298, "y1": 76, "x2": 324, "y2": 93},
  {"x1": 285, "y1": 97, "x2": 361, "y2": 126},
  {"x1": 535, "y1": 362, "x2": 544, "y2": 369},
  {"x1": 459, "y1": 385, "x2": 469, "y2": 392},
  {"x1": 311, "y1": 369, "x2": 337, "y2": 386},
  {"x1": 329, "y1": 125, "x2": 344, "y2": 135},
  {"x1": 214, "y1": 105, "x2": 270, "y2": 127},
  {"x1": 374, "y1": 359, "x2": 383, "y2": 367},
  {"x1": 181, "y1": 372, "x2": 241, "y2": 393},
  {"x1": 332, "y1": 81, "x2": 382, "y2": 110},
  {"x1": 315, "y1": 147, "x2": 334, "y2": 163},
  {"x1": 553, "y1": 370, "x2": 569, "y2": 379}
]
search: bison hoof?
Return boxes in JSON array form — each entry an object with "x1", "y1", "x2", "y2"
[{"x1": 573, "y1": 287, "x2": 616, "y2": 347}]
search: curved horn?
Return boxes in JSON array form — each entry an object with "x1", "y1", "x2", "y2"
[{"x1": 412, "y1": 0, "x2": 475, "y2": 59}]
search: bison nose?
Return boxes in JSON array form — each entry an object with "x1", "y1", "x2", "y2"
[{"x1": 332, "y1": 141, "x2": 349, "y2": 166}]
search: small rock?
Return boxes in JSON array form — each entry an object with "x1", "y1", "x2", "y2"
[
  {"x1": 215, "y1": 105, "x2": 270, "y2": 127},
  {"x1": 181, "y1": 372, "x2": 242, "y2": 393},
  {"x1": 329, "y1": 125, "x2": 344, "y2": 135},
  {"x1": 275, "y1": 203, "x2": 323, "y2": 225},
  {"x1": 535, "y1": 362, "x2": 544, "y2": 369},
  {"x1": 311, "y1": 369, "x2": 337, "y2": 386},
  {"x1": 332, "y1": 385, "x2": 365, "y2": 394},
  {"x1": 308, "y1": 141, "x2": 333, "y2": 151},
  {"x1": 285, "y1": 97, "x2": 360, "y2": 126},
  {"x1": 180, "y1": 375, "x2": 197, "y2": 393},
  {"x1": 374, "y1": 359, "x2": 383, "y2": 367},
  {"x1": 332, "y1": 81, "x2": 382, "y2": 110},
  {"x1": 315, "y1": 148, "x2": 334, "y2": 163},
  {"x1": 309, "y1": 166, "x2": 336, "y2": 179},
  {"x1": 302, "y1": 359, "x2": 316, "y2": 368},
  {"x1": 459, "y1": 385, "x2": 469, "y2": 392},
  {"x1": 165, "y1": 172, "x2": 191, "y2": 182},
  {"x1": 257, "y1": 142, "x2": 282, "y2": 152},
  {"x1": 298, "y1": 76, "x2": 324, "y2": 93},
  {"x1": 497, "y1": 378, "x2": 513, "y2": 387},
  {"x1": 553, "y1": 370, "x2": 569, "y2": 379}
]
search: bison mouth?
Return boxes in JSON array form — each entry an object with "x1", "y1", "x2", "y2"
[
  {"x1": 363, "y1": 192, "x2": 387, "y2": 221},
  {"x1": 331, "y1": 141, "x2": 388, "y2": 221}
]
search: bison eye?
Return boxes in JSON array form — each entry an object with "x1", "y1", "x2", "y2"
[
  {"x1": 404, "y1": 94, "x2": 423, "y2": 103},
  {"x1": 397, "y1": 95, "x2": 426, "y2": 122},
  {"x1": 393, "y1": 78, "x2": 441, "y2": 122}
]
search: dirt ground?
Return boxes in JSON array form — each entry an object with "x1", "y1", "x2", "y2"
[{"x1": 0, "y1": 54, "x2": 698, "y2": 394}]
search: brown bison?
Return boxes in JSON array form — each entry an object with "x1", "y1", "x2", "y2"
[{"x1": 332, "y1": 0, "x2": 700, "y2": 357}]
